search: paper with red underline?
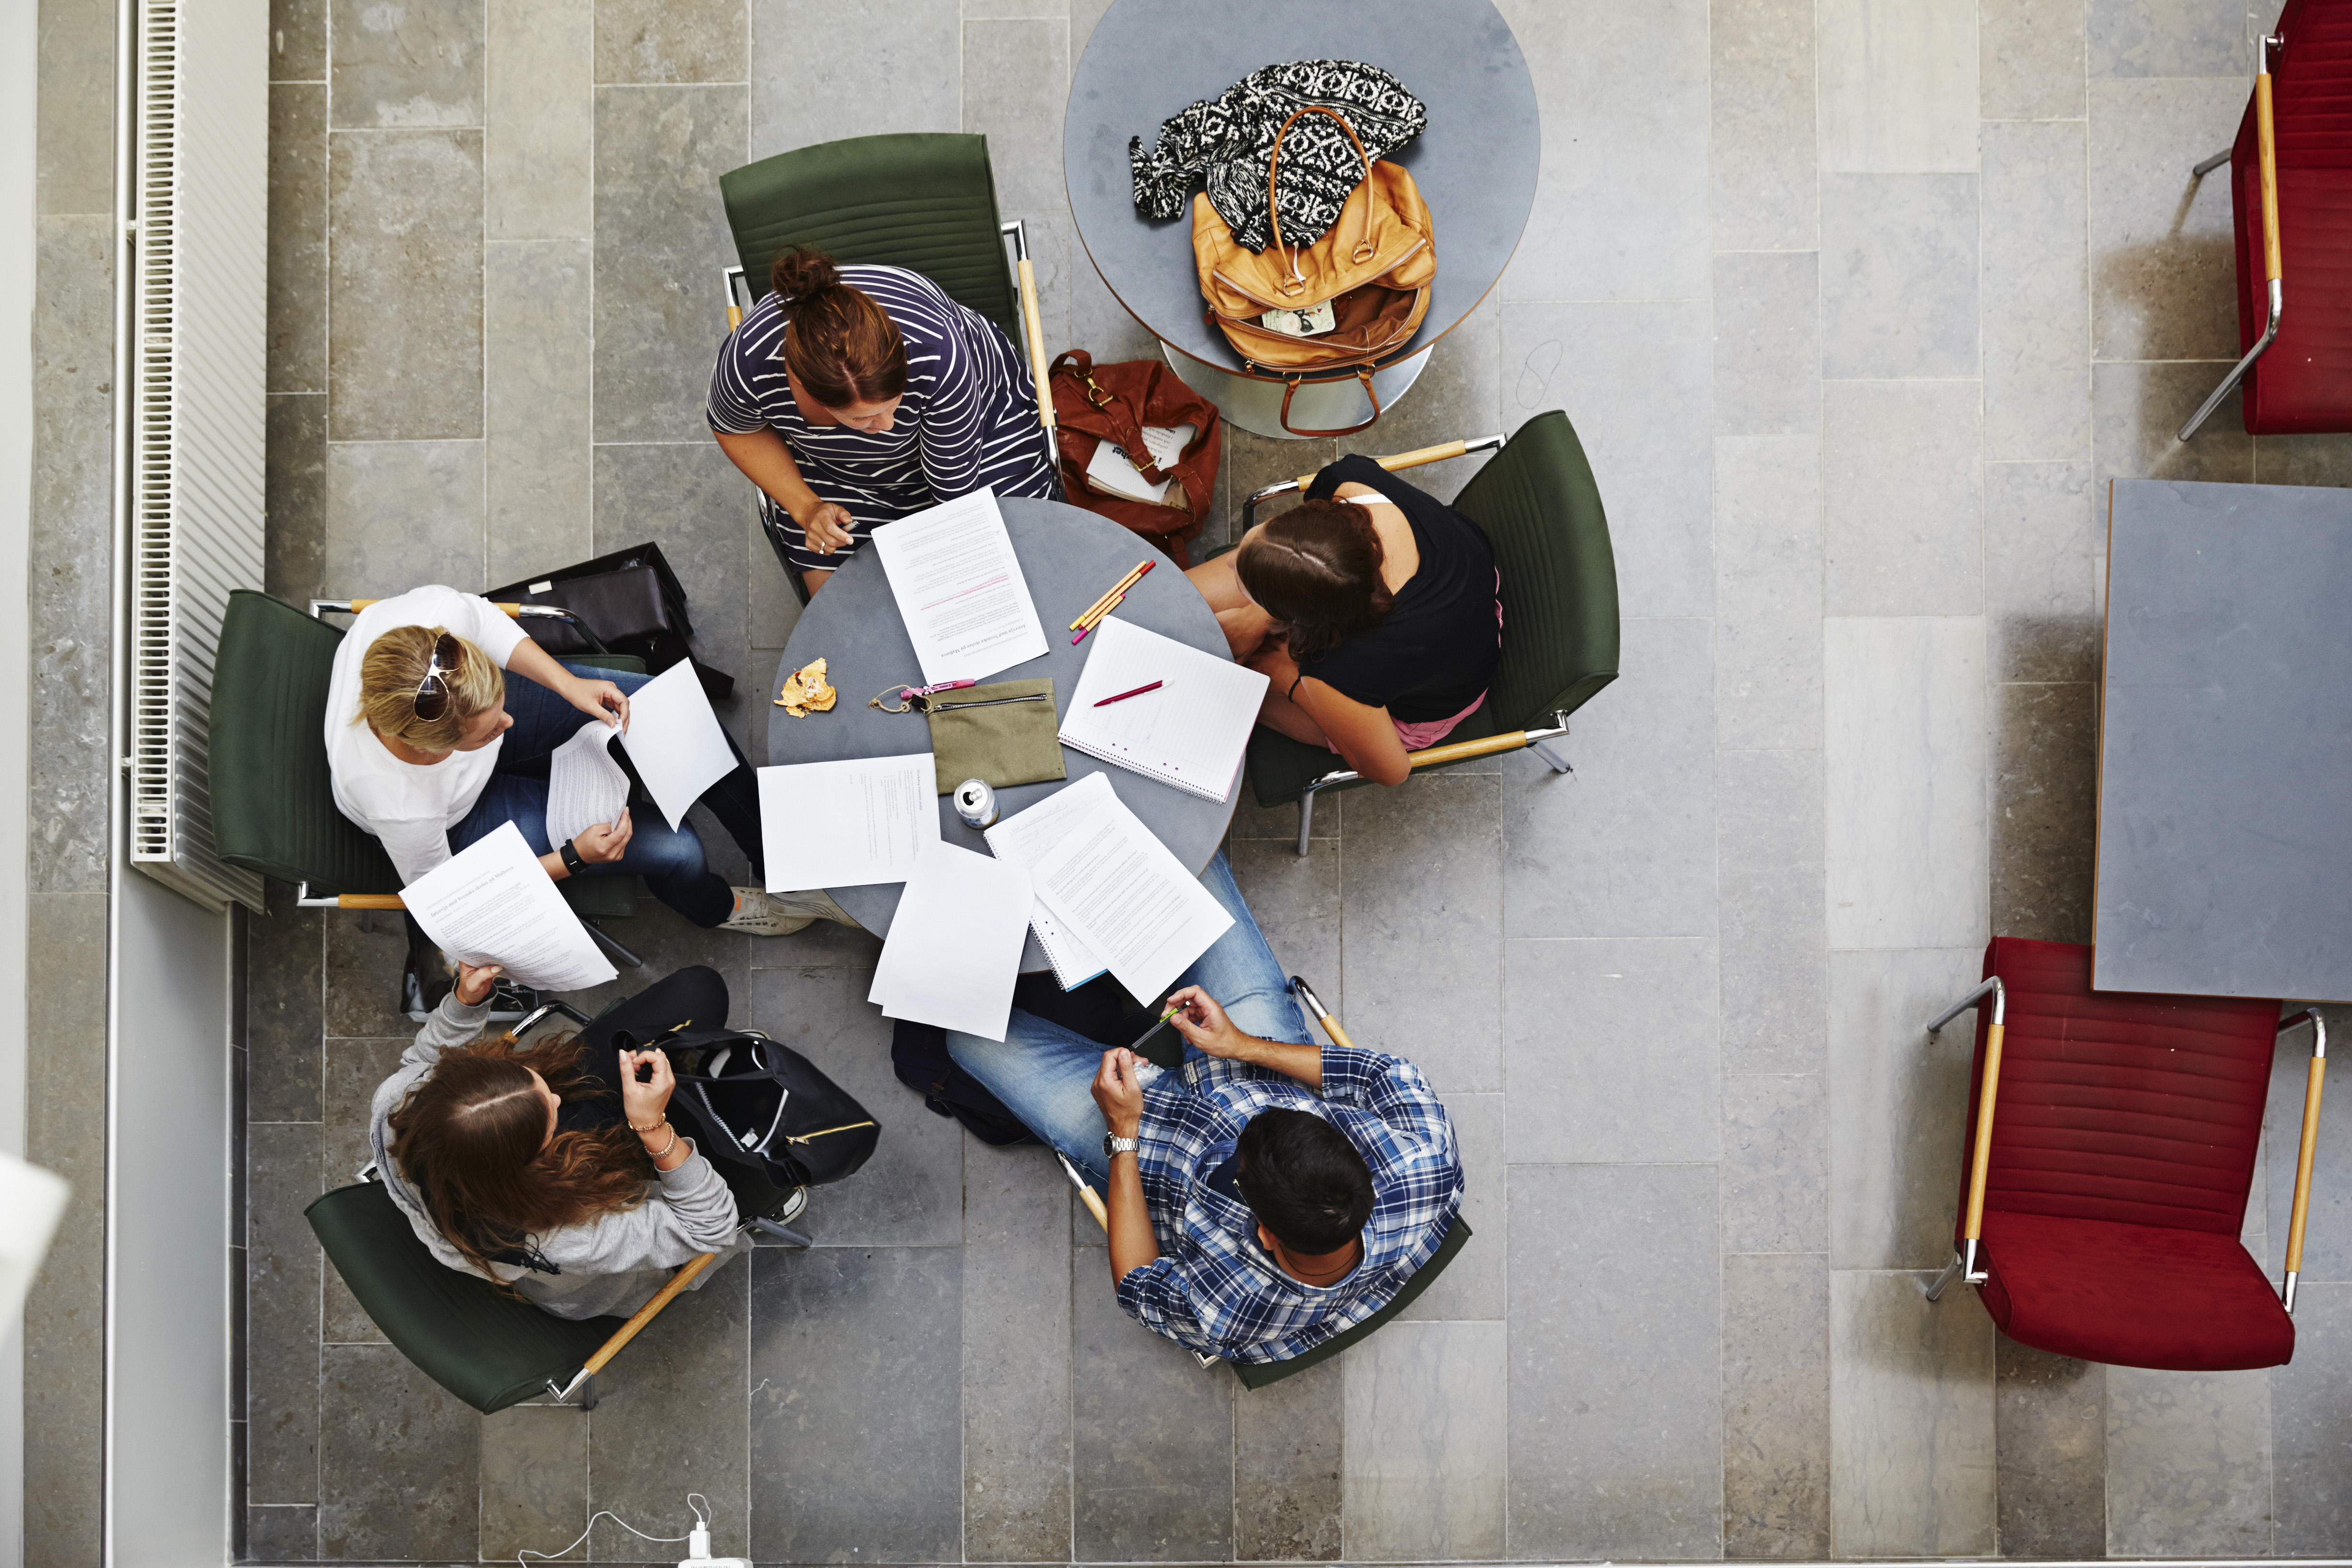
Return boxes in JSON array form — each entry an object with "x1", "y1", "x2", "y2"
[{"x1": 870, "y1": 487, "x2": 1050, "y2": 685}]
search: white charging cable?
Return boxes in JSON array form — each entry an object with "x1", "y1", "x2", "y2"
[{"x1": 519, "y1": 1491, "x2": 715, "y2": 1566}]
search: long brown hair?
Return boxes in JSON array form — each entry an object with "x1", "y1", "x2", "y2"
[
  {"x1": 771, "y1": 246, "x2": 907, "y2": 409},
  {"x1": 1236, "y1": 499, "x2": 1394, "y2": 661},
  {"x1": 386, "y1": 1030, "x2": 651, "y2": 1286}
]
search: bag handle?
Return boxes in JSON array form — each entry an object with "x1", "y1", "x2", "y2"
[
  {"x1": 1279, "y1": 368, "x2": 1384, "y2": 438},
  {"x1": 1052, "y1": 350, "x2": 1189, "y2": 495},
  {"x1": 1265, "y1": 106, "x2": 1378, "y2": 290}
]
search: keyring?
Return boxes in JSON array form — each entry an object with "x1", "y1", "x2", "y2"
[{"x1": 868, "y1": 680, "x2": 937, "y2": 714}]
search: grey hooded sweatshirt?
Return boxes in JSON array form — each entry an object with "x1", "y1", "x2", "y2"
[{"x1": 367, "y1": 991, "x2": 748, "y2": 1320}]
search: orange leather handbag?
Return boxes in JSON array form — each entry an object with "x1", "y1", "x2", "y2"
[{"x1": 1192, "y1": 104, "x2": 1436, "y2": 436}]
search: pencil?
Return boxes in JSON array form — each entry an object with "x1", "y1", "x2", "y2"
[{"x1": 1069, "y1": 559, "x2": 1153, "y2": 630}]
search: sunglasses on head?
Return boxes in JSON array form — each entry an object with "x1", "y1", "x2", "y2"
[{"x1": 412, "y1": 632, "x2": 461, "y2": 722}]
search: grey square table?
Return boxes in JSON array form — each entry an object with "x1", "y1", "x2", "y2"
[{"x1": 2094, "y1": 478, "x2": 2352, "y2": 999}]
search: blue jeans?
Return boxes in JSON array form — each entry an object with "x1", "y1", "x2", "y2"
[
  {"x1": 945, "y1": 851, "x2": 1311, "y2": 1188},
  {"x1": 447, "y1": 662, "x2": 764, "y2": 928}
]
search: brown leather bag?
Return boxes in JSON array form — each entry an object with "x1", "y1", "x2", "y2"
[
  {"x1": 1048, "y1": 350, "x2": 1222, "y2": 567},
  {"x1": 1192, "y1": 104, "x2": 1436, "y2": 436}
]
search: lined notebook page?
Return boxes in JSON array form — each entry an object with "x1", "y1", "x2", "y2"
[{"x1": 1058, "y1": 618, "x2": 1269, "y2": 802}]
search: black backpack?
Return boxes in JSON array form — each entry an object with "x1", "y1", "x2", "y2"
[{"x1": 638, "y1": 1026, "x2": 880, "y2": 1190}]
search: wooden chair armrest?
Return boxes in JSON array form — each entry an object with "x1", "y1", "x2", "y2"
[
  {"x1": 1243, "y1": 434, "x2": 1504, "y2": 530},
  {"x1": 1924, "y1": 977, "x2": 2007, "y2": 1283},
  {"x1": 2259, "y1": 64, "x2": 2282, "y2": 285},
  {"x1": 334, "y1": 894, "x2": 406, "y2": 910},
  {"x1": 1405, "y1": 729, "x2": 1534, "y2": 770},
  {"x1": 551, "y1": 1251, "x2": 719, "y2": 1403},
  {"x1": 1002, "y1": 220, "x2": 1055, "y2": 437},
  {"x1": 2281, "y1": 1008, "x2": 2328, "y2": 1311}
]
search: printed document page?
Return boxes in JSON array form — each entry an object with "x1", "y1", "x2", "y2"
[
  {"x1": 616, "y1": 659, "x2": 737, "y2": 832},
  {"x1": 870, "y1": 487, "x2": 1049, "y2": 684},
  {"x1": 401, "y1": 821, "x2": 618, "y2": 992},
  {"x1": 1025, "y1": 795, "x2": 1232, "y2": 1003},
  {"x1": 758, "y1": 752, "x2": 938, "y2": 891},
  {"x1": 868, "y1": 841, "x2": 1032, "y2": 1041},
  {"x1": 983, "y1": 772, "x2": 1117, "y2": 987},
  {"x1": 545, "y1": 719, "x2": 630, "y2": 846}
]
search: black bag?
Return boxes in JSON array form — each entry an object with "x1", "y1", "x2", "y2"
[
  {"x1": 483, "y1": 542, "x2": 736, "y2": 700},
  {"x1": 644, "y1": 1026, "x2": 880, "y2": 1189},
  {"x1": 891, "y1": 1020, "x2": 1037, "y2": 1146}
]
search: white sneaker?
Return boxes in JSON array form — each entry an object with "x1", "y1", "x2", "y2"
[{"x1": 721, "y1": 887, "x2": 816, "y2": 937}]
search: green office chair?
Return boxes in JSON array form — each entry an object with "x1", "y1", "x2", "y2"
[
  {"x1": 209, "y1": 590, "x2": 645, "y2": 968},
  {"x1": 714, "y1": 133, "x2": 1056, "y2": 602},
  {"x1": 308, "y1": 1179, "x2": 625, "y2": 1414},
  {"x1": 1236, "y1": 411, "x2": 1621, "y2": 853}
]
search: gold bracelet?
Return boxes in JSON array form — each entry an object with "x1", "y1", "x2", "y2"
[
  {"x1": 628, "y1": 1115, "x2": 665, "y2": 1133},
  {"x1": 645, "y1": 1123, "x2": 680, "y2": 1160}
]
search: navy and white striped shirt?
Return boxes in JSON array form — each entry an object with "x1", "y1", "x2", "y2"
[{"x1": 706, "y1": 265, "x2": 1059, "y2": 570}]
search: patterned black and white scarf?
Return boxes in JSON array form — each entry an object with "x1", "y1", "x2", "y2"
[{"x1": 1129, "y1": 60, "x2": 1428, "y2": 255}]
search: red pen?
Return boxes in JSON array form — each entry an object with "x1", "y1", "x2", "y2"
[{"x1": 1094, "y1": 680, "x2": 1163, "y2": 707}]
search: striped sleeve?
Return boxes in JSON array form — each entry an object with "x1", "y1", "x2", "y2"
[
  {"x1": 911, "y1": 306, "x2": 985, "y2": 499},
  {"x1": 706, "y1": 300, "x2": 780, "y2": 434}
]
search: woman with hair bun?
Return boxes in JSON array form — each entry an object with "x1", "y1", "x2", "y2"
[
  {"x1": 1185, "y1": 455, "x2": 1501, "y2": 787},
  {"x1": 706, "y1": 246, "x2": 1059, "y2": 592}
]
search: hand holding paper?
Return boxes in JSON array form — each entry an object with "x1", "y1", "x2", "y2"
[
  {"x1": 400, "y1": 822, "x2": 617, "y2": 992},
  {"x1": 616, "y1": 661, "x2": 739, "y2": 832}
]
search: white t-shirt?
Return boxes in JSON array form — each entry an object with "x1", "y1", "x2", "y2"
[{"x1": 325, "y1": 586, "x2": 533, "y2": 887}]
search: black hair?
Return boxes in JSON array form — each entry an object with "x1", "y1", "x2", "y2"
[{"x1": 1235, "y1": 1108, "x2": 1374, "y2": 1255}]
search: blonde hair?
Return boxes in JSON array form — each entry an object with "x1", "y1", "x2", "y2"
[{"x1": 354, "y1": 625, "x2": 506, "y2": 752}]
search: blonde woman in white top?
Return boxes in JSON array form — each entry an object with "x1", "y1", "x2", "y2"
[{"x1": 325, "y1": 584, "x2": 831, "y2": 935}]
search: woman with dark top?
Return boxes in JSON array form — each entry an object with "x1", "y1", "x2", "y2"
[
  {"x1": 369, "y1": 962, "x2": 793, "y2": 1319},
  {"x1": 706, "y1": 246, "x2": 1059, "y2": 593},
  {"x1": 1185, "y1": 454, "x2": 1501, "y2": 786}
]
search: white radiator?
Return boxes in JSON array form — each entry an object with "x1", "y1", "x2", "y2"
[{"x1": 127, "y1": 0, "x2": 268, "y2": 911}]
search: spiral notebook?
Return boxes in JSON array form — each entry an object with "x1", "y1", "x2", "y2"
[{"x1": 1058, "y1": 617, "x2": 1270, "y2": 803}]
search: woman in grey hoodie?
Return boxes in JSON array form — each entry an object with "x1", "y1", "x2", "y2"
[{"x1": 367, "y1": 962, "x2": 748, "y2": 1319}]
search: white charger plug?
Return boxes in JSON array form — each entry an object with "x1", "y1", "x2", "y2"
[{"x1": 678, "y1": 1521, "x2": 752, "y2": 1568}]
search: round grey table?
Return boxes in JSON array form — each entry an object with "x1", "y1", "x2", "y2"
[
  {"x1": 768, "y1": 500, "x2": 1241, "y2": 969},
  {"x1": 1064, "y1": 0, "x2": 1540, "y2": 439}
]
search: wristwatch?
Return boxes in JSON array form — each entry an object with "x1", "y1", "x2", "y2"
[
  {"x1": 558, "y1": 838, "x2": 586, "y2": 875},
  {"x1": 1102, "y1": 1132, "x2": 1138, "y2": 1160}
]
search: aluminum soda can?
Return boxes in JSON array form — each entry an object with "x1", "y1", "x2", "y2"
[{"x1": 953, "y1": 778, "x2": 999, "y2": 828}]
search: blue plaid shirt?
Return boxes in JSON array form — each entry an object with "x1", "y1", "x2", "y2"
[{"x1": 1115, "y1": 1044, "x2": 1463, "y2": 1362}]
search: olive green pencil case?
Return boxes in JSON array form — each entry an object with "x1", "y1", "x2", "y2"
[{"x1": 921, "y1": 678, "x2": 1065, "y2": 795}]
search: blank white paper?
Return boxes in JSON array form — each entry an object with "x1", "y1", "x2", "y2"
[
  {"x1": 616, "y1": 660, "x2": 738, "y2": 832},
  {"x1": 545, "y1": 719, "x2": 631, "y2": 846},
  {"x1": 1025, "y1": 795, "x2": 1232, "y2": 1003},
  {"x1": 870, "y1": 487, "x2": 1050, "y2": 685},
  {"x1": 757, "y1": 752, "x2": 939, "y2": 892},
  {"x1": 868, "y1": 841, "x2": 1032, "y2": 1041},
  {"x1": 400, "y1": 821, "x2": 618, "y2": 992}
]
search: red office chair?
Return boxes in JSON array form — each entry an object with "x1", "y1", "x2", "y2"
[
  {"x1": 2180, "y1": 0, "x2": 2352, "y2": 438},
  {"x1": 1923, "y1": 938, "x2": 2330, "y2": 1371}
]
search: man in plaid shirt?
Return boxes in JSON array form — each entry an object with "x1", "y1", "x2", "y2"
[{"x1": 948, "y1": 852, "x2": 1463, "y2": 1363}]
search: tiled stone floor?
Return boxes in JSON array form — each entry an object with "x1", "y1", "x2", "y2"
[{"x1": 239, "y1": 0, "x2": 2352, "y2": 1559}]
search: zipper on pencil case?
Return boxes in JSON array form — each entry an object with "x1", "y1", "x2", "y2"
[{"x1": 924, "y1": 693, "x2": 1051, "y2": 712}]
